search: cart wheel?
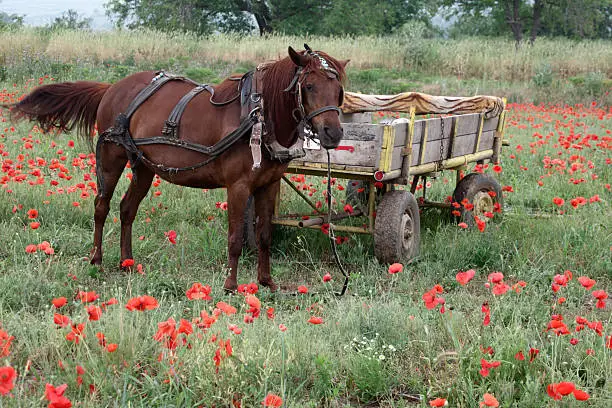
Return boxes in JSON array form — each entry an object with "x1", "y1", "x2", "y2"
[
  {"x1": 374, "y1": 190, "x2": 420, "y2": 264},
  {"x1": 452, "y1": 173, "x2": 503, "y2": 227},
  {"x1": 243, "y1": 195, "x2": 257, "y2": 252},
  {"x1": 346, "y1": 179, "x2": 391, "y2": 210}
]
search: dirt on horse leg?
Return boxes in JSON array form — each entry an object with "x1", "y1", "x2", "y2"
[
  {"x1": 224, "y1": 185, "x2": 251, "y2": 291},
  {"x1": 119, "y1": 165, "x2": 155, "y2": 267},
  {"x1": 254, "y1": 180, "x2": 280, "y2": 292},
  {"x1": 90, "y1": 143, "x2": 128, "y2": 265}
]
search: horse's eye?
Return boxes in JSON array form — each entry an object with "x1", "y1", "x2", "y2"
[{"x1": 304, "y1": 83, "x2": 314, "y2": 91}]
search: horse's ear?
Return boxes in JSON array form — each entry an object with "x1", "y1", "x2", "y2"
[
  {"x1": 288, "y1": 46, "x2": 309, "y2": 67},
  {"x1": 339, "y1": 59, "x2": 350, "y2": 68}
]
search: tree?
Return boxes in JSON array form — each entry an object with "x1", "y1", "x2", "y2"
[
  {"x1": 48, "y1": 9, "x2": 93, "y2": 30},
  {"x1": 0, "y1": 0, "x2": 23, "y2": 31},
  {"x1": 440, "y1": 0, "x2": 612, "y2": 44},
  {"x1": 105, "y1": 0, "x2": 433, "y2": 36}
]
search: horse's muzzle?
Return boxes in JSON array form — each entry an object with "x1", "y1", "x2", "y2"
[{"x1": 318, "y1": 125, "x2": 344, "y2": 149}]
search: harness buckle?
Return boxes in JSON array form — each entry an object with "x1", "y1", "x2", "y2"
[{"x1": 250, "y1": 122, "x2": 263, "y2": 170}]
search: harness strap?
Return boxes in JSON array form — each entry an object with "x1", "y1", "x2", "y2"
[
  {"x1": 303, "y1": 105, "x2": 342, "y2": 122},
  {"x1": 124, "y1": 73, "x2": 175, "y2": 119},
  {"x1": 162, "y1": 84, "x2": 214, "y2": 138},
  {"x1": 134, "y1": 115, "x2": 257, "y2": 159}
]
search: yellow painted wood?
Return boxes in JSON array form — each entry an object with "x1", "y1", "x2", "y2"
[
  {"x1": 473, "y1": 112, "x2": 485, "y2": 154},
  {"x1": 379, "y1": 125, "x2": 396, "y2": 172},
  {"x1": 419, "y1": 120, "x2": 429, "y2": 165}
]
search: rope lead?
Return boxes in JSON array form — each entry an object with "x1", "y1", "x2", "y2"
[{"x1": 327, "y1": 150, "x2": 350, "y2": 296}]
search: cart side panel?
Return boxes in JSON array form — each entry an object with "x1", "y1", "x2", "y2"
[{"x1": 299, "y1": 123, "x2": 384, "y2": 168}]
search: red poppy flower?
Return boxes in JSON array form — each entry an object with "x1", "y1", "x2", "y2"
[
  {"x1": 29, "y1": 221, "x2": 40, "y2": 229},
  {"x1": 186, "y1": 282, "x2": 212, "y2": 301},
  {"x1": 429, "y1": 397, "x2": 448, "y2": 407},
  {"x1": 216, "y1": 301, "x2": 237, "y2": 316},
  {"x1": 479, "y1": 393, "x2": 499, "y2": 407},
  {"x1": 66, "y1": 323, "x2": 86, "y2": 344},
  {"x1": 388, "y1": 263, "x2": 403, "y2": 274},
  {"x1": 125, "y1": 295, "x2": 159, "y2": 311},
  {"x1": 87, "y1": 305, "x2": 102, "y2": 321},
  {"x1": 343, "y1": 204, "x2": 354, "y2": 214},
  {"x1": 322, "y1": 273, "x2": 332, "y2": 282},
  {"x1": 577, "y1": 276, "x2": 596, "y2": 290},
  {"x1": 245, "y1": 295, "x2": 261, "y2": 310},
  {"x1": 27, "y1": 208, "x2": 38, "y2": 219},
  {"x1": 297, "y1": 285, "x2": 308, "y2": 294},
  {"x1": 262, "y1": 393, "x2": 283, "y2": 407},
  {"x1": 455, "y1": 269, "x2": 476, "y2": 286},
  {"x1": 53, "y1": 314, "x2": 71, "y2": 328},
  {"x1": 0, "y1": 366, "x2": 16, "y2": 395},
  {"x1": 528, "y1": 347, "x2": 539, "y2": 362},
  {"x1": 592, "y1": 290, "x2": 608, "y2": 309},
  {"x1": 121, "y1": 258, "x2": 134, "y2": 268},
  {"x1": 458, "y1": 222, "x2": 468, "y2": 229},
  {"x1": 308, "y1": 316, "x2": 323, "y2": 325},
  {"x1": 45, "y1": 383, "x2": 72, "y2": 408},
  {"x1": 52, "y1": 297, "x2": 67, "y2": 308},
  {"x1": 106, "y1": 343, "x2": 118, "y2": 352},
  {"x1": 573, "y1": 389, "x2": 590, "y2": 401},
  {"x1": 552, "y1": 197, "x2": 565, "y2": 207},
  {"x1": 165, "y1": 230, "x2": 177, "y2": 244},
  {"x1": 279, "y1": 324, "x2": 287, "y2": 332},
  {"x1": 78, "y1": 291, "x2": 99, "y2": 303},
  {"x1": 487, "y1": 272, "x2": 504, "y2": 284},
  {"x1": 514, "y1": 350, "x2": 525, "y2": 360},
  {"x1": 25, "y1": 244, "x2": 37, "y2": 253},
  {"x1": 492, "y1": 283, "x2": 510, "y2": 295}
]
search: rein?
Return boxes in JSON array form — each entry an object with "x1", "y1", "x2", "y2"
[{"x1": 327, "y1": 151, "x2": 351, "y2": 296}]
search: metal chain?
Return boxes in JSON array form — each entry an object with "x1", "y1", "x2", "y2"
[{"x1": 438, "y1": 116, "x2": 445, "y2": 171}]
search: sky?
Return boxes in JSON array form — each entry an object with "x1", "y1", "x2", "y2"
[{"x1": 2, "y1": 0, "x2": 111, "y2": 29}]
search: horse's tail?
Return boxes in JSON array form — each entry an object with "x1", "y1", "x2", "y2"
[{"x1": 6, "y1": 81, "x2": 111, "y2": 138}]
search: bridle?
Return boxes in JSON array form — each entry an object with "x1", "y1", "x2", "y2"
[{"x1": 283, "y1": 45, "x2": 344, "y2": 138}]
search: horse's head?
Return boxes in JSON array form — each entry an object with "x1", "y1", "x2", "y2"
[{"x1": 285, "y1": 45, "x2": 349, "y2": 149}]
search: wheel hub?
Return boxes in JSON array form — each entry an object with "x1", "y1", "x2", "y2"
[
  {"x1": 401, "y1": 212, "x2": 414, "y2": 251},
  {"x1": 473, "y1": 191, "x2": 494, "y2": 218}
]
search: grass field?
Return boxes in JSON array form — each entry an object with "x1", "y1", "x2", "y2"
[{"x1": 0, "y1": 30, "x2": 611, "y2": 407}]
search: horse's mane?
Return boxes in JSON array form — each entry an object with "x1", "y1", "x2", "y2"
[{"x1": 212, "y1": 50, "x2": 346, "y2": 141}]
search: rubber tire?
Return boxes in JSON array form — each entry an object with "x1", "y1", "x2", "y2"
[
  {"x1": 345, "y1": 179, "x2": 393, "y2": 211},
  {"x1": 452, "y1": 173, "x2": 503, "y2": 227},
  {"x1": 374, "y1": 190, "x2": 421, "y2": 264},
  {"x1": 243, "y1": 195, "x2": 257, "y2": 252}
]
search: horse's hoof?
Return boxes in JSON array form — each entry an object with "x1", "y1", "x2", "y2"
[
  {"x1": 260, "y1": 280, "x2": 278, "y2": 293},
  {"x1": 223, "y1": 278, "x2": 238, "y2": 293},
  {"x1": 90, "y1": 257, "x2": 102, "y2": 266}
]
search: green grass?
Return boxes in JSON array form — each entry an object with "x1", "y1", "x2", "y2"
[{"x1": 0, "y1": 48, "x2": 611, "y2": 406}]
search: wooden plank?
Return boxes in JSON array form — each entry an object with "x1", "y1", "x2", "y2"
[
  {"x1": 482, "y1": 115, "x2": 500, "y2": 132},
  {"x1": 341, "y1": 123, "x2": 383, "y2": 142},
  {"x1": 392, "y1": 121, "x2": 409, "y2": 147},
  {"x1": 451, "y1": 133, "x2": 477, "y2": 157},
  {"x1": 454, "y1": 113, "x2": 481, "y2": 136},
  {"x1": 300, "y1": 139, "x2": 381, "y2": 167},
  {"x1": 414, "y1": 138, "x2": 452, "y2": 165},
  {"x1": 411, "y1": 120, "x2": 426, "y2": 145},
  {"x1": 414, "y1": 116, "x2": 454, "y2": 142}
]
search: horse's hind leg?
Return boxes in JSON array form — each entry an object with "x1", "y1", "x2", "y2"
[
  {"x1": 91, "y1": 142, "x2": 128, "y2": 265},
  {"x1": 119, "y1": 164, "x2": 154, "y2": 265}
]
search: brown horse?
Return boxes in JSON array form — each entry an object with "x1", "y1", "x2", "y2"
[{"x1": 9, "y1": 46, "x2": 348, "y2": 291}]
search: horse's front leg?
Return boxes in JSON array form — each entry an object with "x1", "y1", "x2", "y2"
[
  {"x1": 254, "y1": 180, "x2": 280, "y2": 292},
  {"x1": 224, "y1": 184, "x2": 251, "y2": 291}
]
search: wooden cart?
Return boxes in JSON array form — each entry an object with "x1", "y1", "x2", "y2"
[{"x1": 253, "y1": 91, "x2": 508, "y2": 264}]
